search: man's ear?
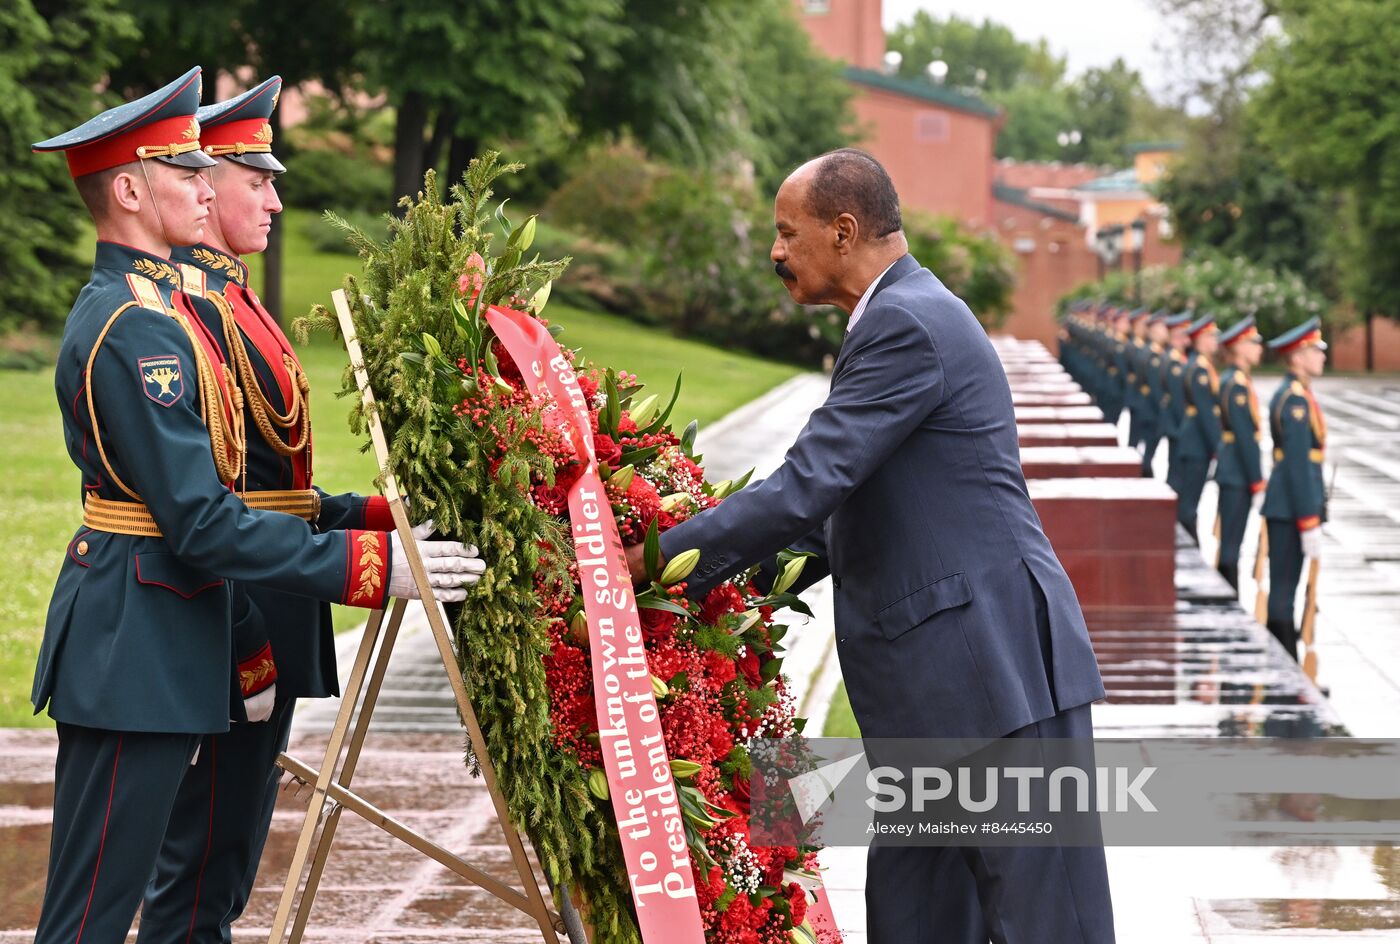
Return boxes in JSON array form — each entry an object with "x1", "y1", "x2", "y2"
[
  {"x1": 111, "y1": 170, "x2": 142, "y2": 214},
  {"x1": 833, "y1": 212, "x2": 859, "y2": 253}
]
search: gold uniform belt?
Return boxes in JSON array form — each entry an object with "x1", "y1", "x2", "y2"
[{"x1": 83, "y1": 489, "x2": 320, "y2": 538}]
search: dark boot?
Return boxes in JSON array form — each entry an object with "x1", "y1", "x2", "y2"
[
  {"x1": 1218, "y1": 562, "x2": 1239, "y2": 591},
  {"x1": 1267, "y1": 619, "x2": 1299, "y2": 661}
]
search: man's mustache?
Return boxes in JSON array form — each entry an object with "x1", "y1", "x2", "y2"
[{"x1": 774, "y1": 261, "x2": 795, "y2": 281}]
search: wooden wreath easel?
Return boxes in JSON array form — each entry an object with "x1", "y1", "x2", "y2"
[{"x1": 268, "y1": 289, "x2": 590, "y2": 944}]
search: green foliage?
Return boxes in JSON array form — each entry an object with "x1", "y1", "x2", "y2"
[
  {"x1": 902, "y1": 212, "x2": 1017, "y2": 329},
  {"x1": 300, "y1": 208, "x2": 389, "y2": 256},
  {"x1": 299, "y1": 155, "x2": 639, "y2": 934},
  {"x1": 990, "y1": 83, "x2": 1076, "y2": 162},
  {"x1": 547, "y1": 143, "x2": 824, "y2": 361},
  {"x1": 570, "y1": 0, "x2": 853, "y2": 192},
  {"x1": 887, "y1": 11, "x2": 1067, "y2": 91},
  {"x1": 0, "y1": 0, "x2": 135, "y2": 334},
  {"x1": 545, "y1": 144, "x2": 1017, "y2": 361},
  {"x1": 278, "y1": 150, "x2": 394, "y2": 216},
  {"x1": 1156, "y1": 109, "x2": 1336, "y2": 294},
  {"x1": 1252, "y1": 0, "x2": 1400, "y2": 318},
  {"x1": 1059, "y1": 247, "x2": 1332, "y2": 340}
]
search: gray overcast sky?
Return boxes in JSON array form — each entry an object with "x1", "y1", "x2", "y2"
[{"x1": 881, "y1": 0, "x2": 1173, "y2": 95}]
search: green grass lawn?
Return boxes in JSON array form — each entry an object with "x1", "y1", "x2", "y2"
[
  {"x1": 0, "y1": 209, "x2": 802, "y2": 726},
  {"x1": 822, "y1": 682, "x2": 861, "y2": 738}
]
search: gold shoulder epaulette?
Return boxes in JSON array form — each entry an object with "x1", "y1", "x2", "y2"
[
  {"x1": 124, "y1": 273, "x2": 171, "y2": 316},
  {"x1": 179, "y1": 263, "x2": 207, "y2": 297},
  {"x1": 1290, "y1": 379, "x2": 1307, "y2": 397}
]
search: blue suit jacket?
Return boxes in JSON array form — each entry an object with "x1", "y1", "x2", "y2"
[{"x1": 661, "y1": 255, "x2": 1105, "y2": 739}]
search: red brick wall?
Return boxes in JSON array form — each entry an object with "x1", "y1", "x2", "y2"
[
  {"x1": 991, "y1": 199, "x2": 1099, "y2": 351},
  {"x1": 793, "y1": 0, "x2": 885, "y2": 70},
  {"x1": 1329, "y1": 316, "x2": 1400, "y2": 372},
  {"x1": 850, "y1": 86, "x2": 996, "y2": 228}
]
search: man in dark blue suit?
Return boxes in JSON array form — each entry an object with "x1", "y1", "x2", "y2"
[{"x1": 628, "y1": 149, "x2": 1113, "y2": 942}]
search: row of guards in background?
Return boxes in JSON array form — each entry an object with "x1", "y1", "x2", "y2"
[{"x1": 1058, "y1": 303, "x2": 1330, "y2": 674}]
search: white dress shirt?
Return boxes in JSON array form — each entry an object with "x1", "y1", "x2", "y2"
[{"x1": 846, "y1": 259, "x2": 899, "y2": 333}]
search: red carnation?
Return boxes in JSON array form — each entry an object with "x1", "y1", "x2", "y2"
[
  {"x1": 593, "y1": 433, "x2": 623, "y2": 467},
  {"x1": 639, "y1": 606, "x2": 679, "y2": 643}
]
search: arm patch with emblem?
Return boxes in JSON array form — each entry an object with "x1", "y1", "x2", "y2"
[{"x1": 139, "y1": 354, "x2": 185, "y2": 406}]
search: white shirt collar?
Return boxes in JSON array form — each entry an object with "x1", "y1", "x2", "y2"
[{"x1": 846, "y1": 259, "x2": 899, "y2": 333}]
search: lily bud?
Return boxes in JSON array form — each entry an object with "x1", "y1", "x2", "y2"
[
  {"x1": 670, "y1": 759, "x2": 703, "y2": 780},
  {"x1": 516, "y1": 215, "x2": 537, "y2": 252},
  {"x1": 772, "y1": 556, "x2": 808, "y2": 596},
  {"x1": 609, "y1": 464, "x2": 636, "y2": 492},
  {"x1": 659, "y1": 548, "x2": 700, "y2": 585},
  {"x1": 660, "y1": 492, "x2": 693, "y2": 514},
  {"x1": 587, "y1": 768, "x2": 610, "y2": 801},
  {"x1": 628, "y1": 394, "x2": 659, "y2": 428},
  {"x1": 651, "y1": 673, "x2": 670, "y2": 698},
  {"x1": 568, "y1": 611, "x2": 589, "y2": 646},
  {"x1": 528, "y1": 279, "x2": 552, "y2": 315}
]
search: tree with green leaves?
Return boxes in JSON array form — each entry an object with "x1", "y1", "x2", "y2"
[
  {"x1": 350, "y1": 0, "x2": 624, "y2": 205},
  {"x1": 1156, "y1": 101, "x2": 1336, "y2": 294},
  {"x1": 1251, "y1": 0, "x2": 1400, "y2": 364},
  {"x1": 886, "y1": 11, "x2": 1066, "y2": 92},
  {"x1": 569, "y1": 0, "x2": 852, "y2": 193},
  {"x1": 0, "y1": 0, "x2": 135, "y2": 343},
  {"x1": 109, "y1": 0, "x2": 363, "y2": 319}
]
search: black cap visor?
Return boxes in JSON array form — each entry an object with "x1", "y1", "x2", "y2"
[
  {"x1": 224, "y1": 151, "x2": 286, "y2": 174},
  {"x1": 156, "y1": 150, "x2": 219, "y2": 169}
]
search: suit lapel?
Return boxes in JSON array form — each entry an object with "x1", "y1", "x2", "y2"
[{"x1": 833, "y1": 254, "x2": 920, "y2": 376}]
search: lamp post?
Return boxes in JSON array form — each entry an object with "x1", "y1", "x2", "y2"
[
  {"x1": 927, "y1": 59, "x2": 949, "y2": 84},
  {"x1": 1129, "y1": 218, "x2": 1146, "y2": 303},
  {"x1": 1094, "y1": 223, "x2": 1123, "y2": 282}
]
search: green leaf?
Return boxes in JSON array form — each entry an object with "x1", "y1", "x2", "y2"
[
  {"x1": 644, "y1": 517, "x2": 661, "y2": 581},
  {"x1": 640, "y1": 373, "x2": 684, "y2": 437},
  {"x1": 636, "y1": 594, "x2": 691, "y2": 618},
  {"x1": 617, "y1": 443, "x2": 661, "y2": 468},
  {"x1": 602, "y1": 371, "x2": 621, "y2": 436}
]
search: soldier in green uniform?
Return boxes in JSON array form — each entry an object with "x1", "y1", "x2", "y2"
[
  {"x1": 1155, "y1": 312, "x2": 1192, "y2": 484},
  {"x1": 1124, "y1": 308, "x2": 1150, "y2": 450},
  {"x1": 30, "y1": 69, "x2": 484, "y2": 943},
  {"x1": 134, "y1": 77, "x2": 404, "y2": 941},
  {"x1": 1138, "y1": 310, "x2": 1169, "y2": 476},
  {"x1": 1262, "y1": 318, "x2": 1328, "y2": 660},
  {"x1": 1099, "y1": 306, "x2": 1127, "y2": 425},
  {"x1": 1212, "y1": 317, "x2": 1265, "y2": 590},
  {"x1": 1166, "y1": 313, "x2": 1222, "y2": 543}
]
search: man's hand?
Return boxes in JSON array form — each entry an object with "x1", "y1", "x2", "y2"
[
  {"x1": 1300, "y1": 526, "x2": 1323, "y2": 561},
  {"x1": 625, "y1": 541, "x2": 661, "y2": 587},
  {"x1": 389, "y1": 520, "x2": 486, "y2": 602}
]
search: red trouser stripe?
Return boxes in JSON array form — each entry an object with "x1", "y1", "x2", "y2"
[
  {"x1": 75, "y1": 735, "x2": 123, "y2": 943},
  {"x1": 184, "y1": 739, "x2": 216, "y2": 944}
]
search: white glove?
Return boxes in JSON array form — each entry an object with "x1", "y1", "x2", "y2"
[
  {"x1": 389, "y1": 520, "x2": 485, "y2": 602},
  {"x1": 243, "y1": 684, "x2": 277, "y2": 723},
  {"x1": 1300, "y1": 526, "x2": 1323, "y2": 561}
]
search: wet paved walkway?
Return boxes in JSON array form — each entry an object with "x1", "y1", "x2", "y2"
[{"x1": 2, "y1": 370, "x2": 1398, "y2": 941}]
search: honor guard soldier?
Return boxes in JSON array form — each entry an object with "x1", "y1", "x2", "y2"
[
  {"x1": 30, "y1": 68, "x2": 484, "y2": 943},
  {"x1": 1138, "y1": 310, "x2": 1169, "y2": 476},
  {"x1": 137, "y1": 76, "x2": 397, "y2": 941},
  {"x1": 1155, "y1": 311, "x2": 1192, "y2": 483},
  {"x1": 1124, "y1": 308, "x2": 1150, "y2": 449},
  {"x1": 1261, "y1": 318, "x2": 1328, "y2": 660},
  {"x1": 1099, "y1": 307, "x2": 1128, "y2": 425},
  {"x1": 1212, "y1": 317, "x2": 1265, "y2": 590},
  {"x1": 1167, "y1": 313, "x2": 1222, "y2": 543}
]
